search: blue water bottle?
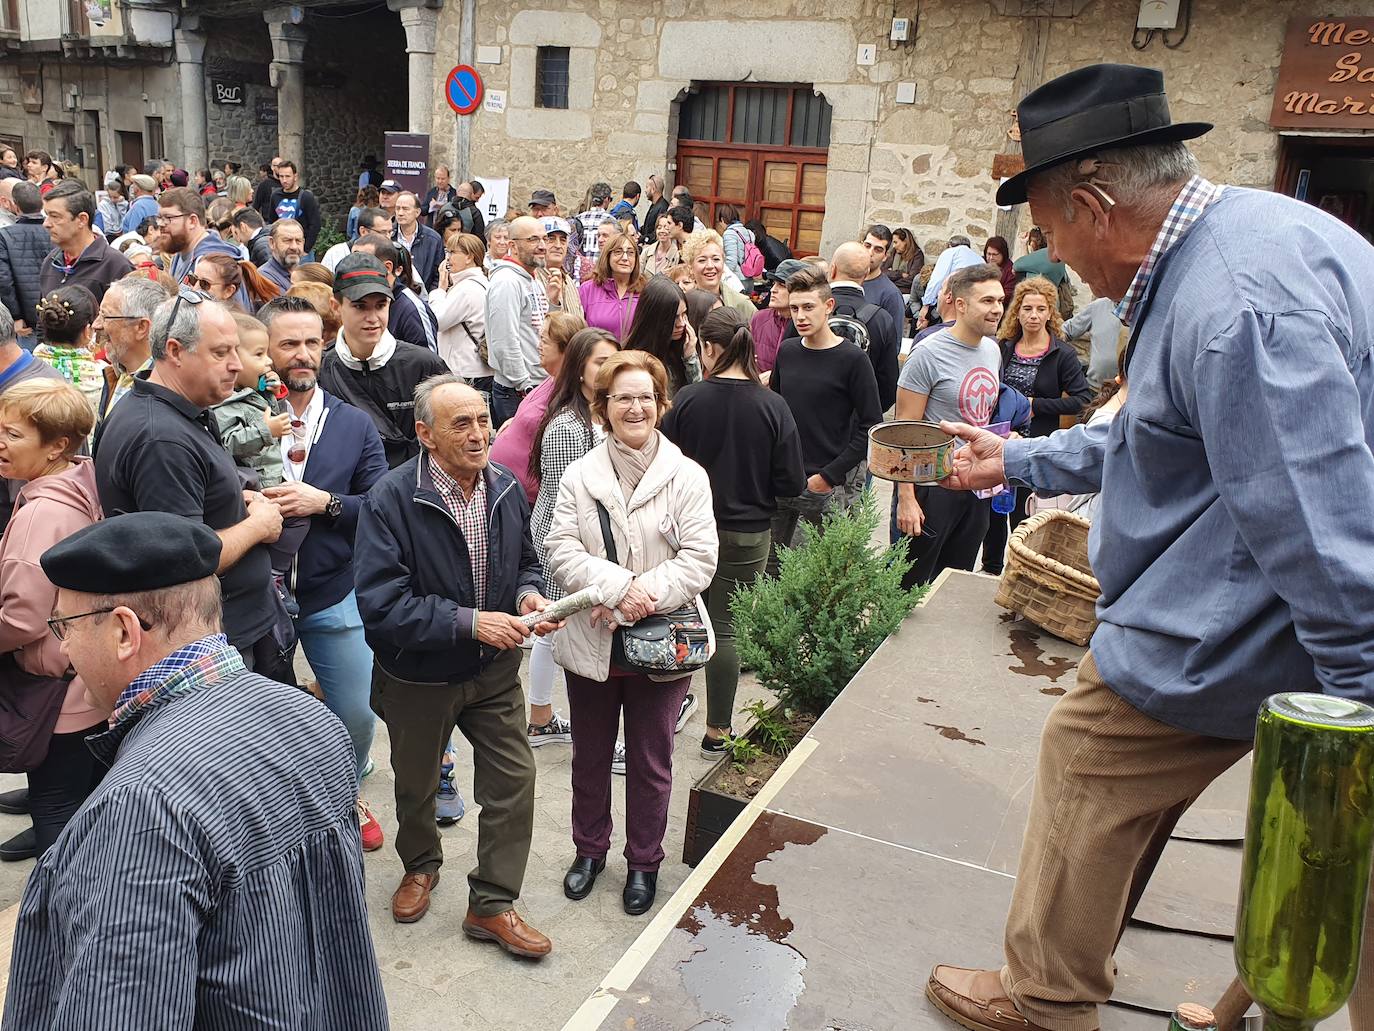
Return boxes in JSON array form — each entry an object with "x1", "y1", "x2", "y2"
[{"x1": 991, "y1": 487, "x2": 1015, "y2": 515}]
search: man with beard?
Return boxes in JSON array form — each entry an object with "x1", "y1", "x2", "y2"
[
  {"x1": 257, "y1": 295, "x2": 389, "y2": 853},
  {"x1": 260, "y1": 218, "x2": 305, "y2": 291},
  {"x1": 318, "y1": 252, "x2": 447, "y2": 468},
  {"x1": 484, "y1": 216, "x2": 549, "y2": 428},
  {"x1": 891, "y1": 262, "x2": 1004, "y2": 587},
  {"x1": 157, "y1": 187, "x2": 250, "y2": 309},
  {"x1": 94, "y1": 289, "x2": 288, "y2": 679}
]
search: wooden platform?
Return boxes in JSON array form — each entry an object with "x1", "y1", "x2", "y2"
[{"x1": 561, "y1": 571, "x2": 1330, "y2": 1031}]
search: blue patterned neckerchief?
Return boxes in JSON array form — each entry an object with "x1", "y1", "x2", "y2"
[{"x1": 108, "y1": 633, "x2": 245, "y2": 731}]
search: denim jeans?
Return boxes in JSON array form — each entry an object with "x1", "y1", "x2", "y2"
[
  {"x1": 295, "y1": 591, "x2": 377, "y2": 774},
  {"x1": 767, "y1": 486, "x2": 845, "y2": 578},
  {"x1": 491, "y1": 382, "x2": 524, "y2": 429}
]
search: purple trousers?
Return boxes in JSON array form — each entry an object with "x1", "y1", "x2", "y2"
[{"x1": 566, "y1": 669, "x2": 689, "y2": 872}]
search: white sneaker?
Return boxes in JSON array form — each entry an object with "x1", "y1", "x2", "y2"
[
  {"x1": 611, "y1": 741, "x2": 627, "y2": 776},
  {"x1": 675, "y1": 693, "x2": 698, "y2": 734}
]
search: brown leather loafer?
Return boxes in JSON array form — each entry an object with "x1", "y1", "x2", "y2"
[
  {"x1": 462, "y1": 908, "x2": 552, "y2": 958},
  {"x1": 391, "y1": 871, "x2": 439, "y2": 924},
  {"x1": 926, "y1": 966, "x2": 1095, "y2": 1031}
]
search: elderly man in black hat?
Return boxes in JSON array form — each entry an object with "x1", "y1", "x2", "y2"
[
  {"x1": 928, "y1": 64, "x2": 1374, "y2": 1031},
  {"x1": 3, "y1": 512, "x2": 387, "y2": 1029}
]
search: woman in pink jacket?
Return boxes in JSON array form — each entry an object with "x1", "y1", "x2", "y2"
[
  {"x1": 0, "y1": 377, "x2": 102, "y2": 856},
  {"x1": 578, "y1": 230, "x2": 645, "y2": 340}
]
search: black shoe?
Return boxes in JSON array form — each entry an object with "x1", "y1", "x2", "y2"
[
  {"x1": 0, "y1": 826, "x2": 36, "y2": 862},
  {"x1": 0, "y1": 788, "x2": 29, "y2": 815},
  {"x1": 623, "y1": 870, "x2": 657, "y2": 915},
  {"x1": 701, "y1": 733, "x2": 729, "y2": 760},
  {"x1": 563, "y1": 856, "x2": 606, "y2": 901}
]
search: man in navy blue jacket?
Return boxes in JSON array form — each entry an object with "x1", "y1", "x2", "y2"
[
  {"x1": 257, "y1": 296, "x2": 390, "y2": 850},
  {"x1": 355, "y1": 373, "x2": 557, "y2": 955}
]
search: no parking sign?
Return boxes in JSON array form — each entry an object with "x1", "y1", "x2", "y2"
[{"x1": 445, "y1": 65, "x2": 484, "y2": 116}]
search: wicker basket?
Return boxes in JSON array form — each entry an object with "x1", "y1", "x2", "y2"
[{"x1": 995, "y1": 509, "x2": 1101, "y2": 646}]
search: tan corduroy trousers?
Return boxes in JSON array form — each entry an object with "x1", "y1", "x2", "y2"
[{"x1": 1000, "y1": 653, "x2": 1374, "y2": 1031}]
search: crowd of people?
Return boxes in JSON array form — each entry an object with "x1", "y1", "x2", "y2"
[{"x1": 5, "y1": 57, "x2": 1343, "y2": 1025}]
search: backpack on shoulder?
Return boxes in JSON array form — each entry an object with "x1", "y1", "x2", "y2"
[
  {"x1": 740, "y1": 238, "x2": 765, "y2": 279},
  {"x1": 828, "y1": 302, "x2": 884, "y2": 353}
]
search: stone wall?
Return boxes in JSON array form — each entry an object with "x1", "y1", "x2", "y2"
[
  {"x1": 202, "y1": 8, "x2": 406, "y2": 227},
  {"x1": 430, "y1": 0, "x2": 1374, "y2": 262}
]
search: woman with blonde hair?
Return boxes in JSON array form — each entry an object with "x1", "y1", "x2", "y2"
[
  {"x1": 981, "y1": 275, "x2": 1092, "y2": 575},
  {"x1": 546, "y1": 349, "x2": 717, "y2": 915},
  {"x1": 225, "y1": 175, "x2": 254, "y2": 210},
  {"x1": 285, "y1": 282, "x2": 342, "y2": 341},
  {"x1": 428, "y1": 230, "x2": 493, "y2": 391},
  {"x1": 579, "y1": 230, "x2": 645, "y2": 339},
  {"x1": 0, "y1": 378, "x2": 102, "y2": 857},
  {"x1": 290, "y1": 262, "x2": 334, "y2": 288},
  {"x1": 682, "y1": 231, "x2": 755, "y2": 318}
]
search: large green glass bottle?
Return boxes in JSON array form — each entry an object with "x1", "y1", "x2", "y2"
[{"x1": 1235, "y1": 693, "x2": 1374, "y2": 1031}]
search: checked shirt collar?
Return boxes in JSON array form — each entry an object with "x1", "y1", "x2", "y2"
[
  {"x1": 1114, "y1": 175, "x2": 1223, "y2": 327},
  {"x1": 109, "y1": 633, "x2": 244, "y2": 731}
]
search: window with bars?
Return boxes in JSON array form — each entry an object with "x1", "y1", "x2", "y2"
[
  {"x1": 678, "y1": 84, "x2": 831, "y2": 149},
  {"x1": 535, "y1": 47, "x2": 570, "y2": 110}
]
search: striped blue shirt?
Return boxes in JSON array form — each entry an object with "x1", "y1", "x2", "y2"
[{"x1": 2, "y1": 662, "x2": 388, "y2": 1028}]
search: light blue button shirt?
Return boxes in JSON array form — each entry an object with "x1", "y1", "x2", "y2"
[{"x1": 1003, "y1": 187, "x2": 1374, "y2": 739}]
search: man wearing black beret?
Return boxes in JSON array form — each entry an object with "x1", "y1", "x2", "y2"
[{"x1": 1, "y1": 512, "x2": 388, "y2": 1028}]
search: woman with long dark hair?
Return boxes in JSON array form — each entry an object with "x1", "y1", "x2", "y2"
[
  {"x1": 621, "y1": 275, "x2": 700, "y2": 398},
  {"x1": 984, "y1": 235, "x2": 1017, "y2": 301},
  {"x1": 526, "y1": 328, "x2": 621, "y2": 750},
  {"x1": 662, "y1": 308, "x2": 804, "y2": 756}
]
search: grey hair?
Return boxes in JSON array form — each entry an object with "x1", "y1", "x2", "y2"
[
  {"x1": 414, "y1": 372, "x2": 477, "y2": 426},
  {"x1": 1035, "y1": 141, "x2": 1200, "y2": 221},
  {"x1": 151, "y1": 293, "x2": 225, "y2": 360},
  {"x1": 91, "y1": 577, "x2": 223, "y2": 642},
  {"x1": 484, "y1": 218, "x2": 509, "y2": 238},
  {"x1": 269, "y1": 218, "x2": 303, "y2": 242},
  {"x1": 0, "y1": 302, "x2": 13, "y2": 346},
  {"x1": 948, "y1": 235, "x2": 972, "y2": 248},
  {"x1": 110, "y1": 275, "x2": 170, "y2": 321}
]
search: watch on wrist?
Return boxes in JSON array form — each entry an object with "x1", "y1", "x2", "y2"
[{"x1": 325, "y1": 494, "x2": 343, "y2": 518}]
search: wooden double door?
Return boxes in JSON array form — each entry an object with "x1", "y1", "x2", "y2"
[{"x1": 676, "y1": 142, "x2": 828, "y2": 256}]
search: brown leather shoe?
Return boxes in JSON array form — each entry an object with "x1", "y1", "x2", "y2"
[
  {"x1": 926, "y1": 966, "x2": 1096, "y2": 1031},
  {"x1": 462, "y1": 908, "x2": 552, "y2": 958},
  {"x1": 391, "y1": 871, "x2": 439, "y2": 924}
]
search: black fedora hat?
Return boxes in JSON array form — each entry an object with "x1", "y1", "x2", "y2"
[{"x1": 996, "y1": 64, "x2": 1211, "y2": 207}]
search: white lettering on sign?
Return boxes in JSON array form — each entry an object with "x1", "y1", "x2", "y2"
[{"x1": 213, "y1": 81, "x2": 244, "y2": 105}]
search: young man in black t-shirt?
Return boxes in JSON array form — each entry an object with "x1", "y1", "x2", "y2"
[{"x1": 767, "y1": 268, "x2": 882, "y2": 575}]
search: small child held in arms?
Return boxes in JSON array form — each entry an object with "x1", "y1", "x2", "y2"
[{"x1": 212, "y1": 312, "x2": 309, "y2": 614}]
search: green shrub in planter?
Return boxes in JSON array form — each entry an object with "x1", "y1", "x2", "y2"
[{"x1": 731, "y1": 492, "x2": 926, "y2": 718}]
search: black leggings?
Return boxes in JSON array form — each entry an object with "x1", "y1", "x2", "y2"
[{"x1": 29, "y1": 721, "x2": 106, "y2": 855}]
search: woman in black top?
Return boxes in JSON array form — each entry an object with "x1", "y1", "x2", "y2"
[
  {"x1": 661, "y1": 308, "x2": 805, "y2": 757},
  {"x1": 981, "y1": 276, "x2": 1092, "y2": 574}
]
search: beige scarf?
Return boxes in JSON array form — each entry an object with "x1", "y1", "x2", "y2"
[{"x1": 607, "y1": 431, "x2": 660, "y2": 502}]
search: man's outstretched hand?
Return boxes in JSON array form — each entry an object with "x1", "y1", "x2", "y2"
[{"x1": 938, "y1": 421, "x2": 1008, "y2": 491}]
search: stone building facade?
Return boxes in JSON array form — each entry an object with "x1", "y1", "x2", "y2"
[
  {"x1": 4, "y1": 0, "x2": 1374, "y2": 249},
  {"x1": 428, "y1": 0, "x2": 1374, "y2": 255}
]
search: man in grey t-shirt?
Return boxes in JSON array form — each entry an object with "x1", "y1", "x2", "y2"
[{"x1": 892, "y1": 263, "x2": 1004, "y2": 587}]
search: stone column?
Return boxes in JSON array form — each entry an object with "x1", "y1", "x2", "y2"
[
  {"x1": 264, "y1": 6, "x2": 308, "y2": 163},
  {"x1": 174, "y1": 15, "x2": 208, "y2": 171},
  {"x1": 388, "y1": 0, "x2": 441, "y2": 136}
]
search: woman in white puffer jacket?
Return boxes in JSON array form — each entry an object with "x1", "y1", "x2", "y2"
[{"x1": 544, "y1": 349, "x2": 717, "y2": 918}]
